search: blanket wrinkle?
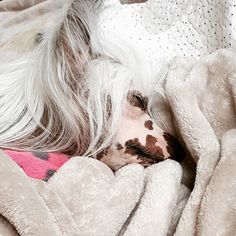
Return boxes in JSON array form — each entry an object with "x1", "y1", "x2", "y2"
[
  {"x1": 47, "y1": 158, "x2": 145, "y2": 236},
  {"x1": 167, "y1": 184, "x2": 191, "y2": 236},
  {"x1": 122, "y1": 160, "x2": 183, "y2": 236},
  {"x1": 195, "y1": 129, "x2": 236, "y2": 235},
  {"x1": 33, "y1": 181, "x2": 79, "y2": 235}
]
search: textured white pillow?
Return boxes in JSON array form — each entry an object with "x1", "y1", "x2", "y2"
[{"x1": 101, "y1": 0, "x2": 236, "y2": 63}]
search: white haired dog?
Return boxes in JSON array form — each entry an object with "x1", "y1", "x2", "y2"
[{"x1": 0, "y1": 0, "x2": 184, "y2": 174}]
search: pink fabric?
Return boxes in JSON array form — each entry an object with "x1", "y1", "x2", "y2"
[{"x1": 3, "y1": 150, "x2": 69, "y2": 181}]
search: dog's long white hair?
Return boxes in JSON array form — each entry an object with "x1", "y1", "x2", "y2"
[{"x1": 0, "y1": 0, "x2": 156, "y2": 156}]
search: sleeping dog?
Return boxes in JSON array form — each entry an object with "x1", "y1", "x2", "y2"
[{"x1": 0, "y1": 0, "x2": 184, "y2": 178}]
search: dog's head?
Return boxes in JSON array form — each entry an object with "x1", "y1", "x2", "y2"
[
  {"x1": 97, "y1": 90, "x2": 185, "y2": 171},
  {"x1": 0, "y1": 0, "x2": 185, "y2": 171}
]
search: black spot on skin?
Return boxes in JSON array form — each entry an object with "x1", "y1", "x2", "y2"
[
  {"x1": 116, "y1": 143, "x2": 123, "y2": 150},
  {"x1": 127, "y1": 91, "x2": 149, "y2": 112},
  {"x1": 34, "y1": 32, "x2": 44, "y2": 45},
  {"x1": 144, "y1": 120, "x2": 153, "y2": 130},
  {"x1": 163, "y1": 132, "x2": 185, "y2": 163},
  {"x1": 145, "y1": 134, "x2": 165, "y2": 160},
  {"x1": 124, "y1": 135, "x2": 165, "y2": 164},
  {"x1": 32, "y1": 151, "x2": 48, "y2": 160},
  {"x1": 97, "y1": 147, "x2": 109, "y2": 160},
  {"x1": 125, "y1": 138, "x2": 140, "y2": 156},
  {"x1": 43, "y1": 169, "x2": 56, "y2": 182}
]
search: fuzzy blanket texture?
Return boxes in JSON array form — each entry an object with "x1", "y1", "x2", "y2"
[{"x1": 1, "y1": 0, "x2": 236, "y2": 235}]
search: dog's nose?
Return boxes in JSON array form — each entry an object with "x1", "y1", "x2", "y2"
[{"x1": 163, "y1": 132, "x2": 185, "y2": 163}]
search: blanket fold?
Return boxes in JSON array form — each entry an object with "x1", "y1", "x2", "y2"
[
  {"x1": 166, "y1": 55, "x2": 220, "y2": 236},
  {"x1": 122, "y1": 160, "x2": 182, "y2": 236},
  {"x1": 196, "y1": 129, "x2": 236, "y2": 235},
  {"x1": 162, "y1": 49, "x2": 236, "y2": 236},
  {"x1": 0, "y1": 150, "x2": 183, "y2": 236}
]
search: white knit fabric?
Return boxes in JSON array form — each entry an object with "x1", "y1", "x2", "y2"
[{"x1": 101, "y1": 0, "x2": 236, "y2": 63}]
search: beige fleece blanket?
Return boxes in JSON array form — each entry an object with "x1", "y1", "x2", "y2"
[
  {"x1": 154, "y1": 49, "x2": 236, "y2": 236},
  {"x1": 1, "y1": 1, "x2": 236, "y2": 235}
]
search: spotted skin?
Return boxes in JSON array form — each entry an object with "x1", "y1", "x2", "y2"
[
  {"x1": 97, "y1": 147, "x2": 109, "y2": 160},
  {"x1": 144, "y1": 120, "x2": 153, "y2": 130},
  {"x1": 116, "y1": 143, "x2": 124, "y2": 150},
  {"x1": 98, "y1": 90, "x2": 185, "y2": 171},
  {"x1": 125, "y1": 135, "x2": 165, "y2": 162}
]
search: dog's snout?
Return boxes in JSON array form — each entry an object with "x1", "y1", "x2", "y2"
[{"x1": 124, "y1": 136, "x2": 166, "y2": 164}]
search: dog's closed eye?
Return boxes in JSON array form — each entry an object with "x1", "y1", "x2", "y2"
[{"x1": 128, "y1": 91, "x2": 148, "y2": 111}]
